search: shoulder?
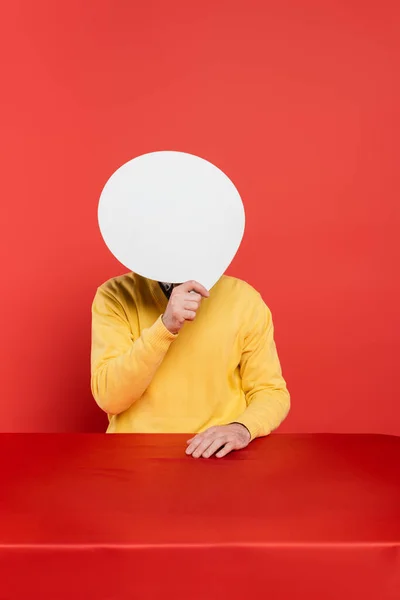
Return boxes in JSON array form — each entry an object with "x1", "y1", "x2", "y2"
[
  {"x1": 215, "y1": 275, "x2": 266, "y2": 305},
  {"x1": 215, "y1": 276, "x2": 273, "y2": 329},
  {"x1": 94, "y1": 272, "x2": 142, "y2": 309},
  {"x1": 97, "y1": 271, "x2": 134, "y2": 292}
]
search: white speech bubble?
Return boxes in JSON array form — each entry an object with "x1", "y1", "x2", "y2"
[{"x1": 98, "y1": 151, "x2": 245, "y2": 290}]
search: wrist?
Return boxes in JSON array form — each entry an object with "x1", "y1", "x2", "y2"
[
  {"x1": 161, "y1": 314, "x2": 178, "y2": 335},
  {"x1": 230, "y1": 422, "x2": 251, "y2": 441}
]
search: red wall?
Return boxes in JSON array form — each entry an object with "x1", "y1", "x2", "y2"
[{"x1": 1, "y1": 1, "x2": 399, "y2": 434}]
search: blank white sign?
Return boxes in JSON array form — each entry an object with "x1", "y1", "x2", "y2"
[{"x1": 98, "y1": 151, "x2": 245, "y2": 290}]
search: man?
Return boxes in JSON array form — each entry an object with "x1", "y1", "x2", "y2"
[{"x1": 90, "y1": 273, "x2": 290, "y2": 458}]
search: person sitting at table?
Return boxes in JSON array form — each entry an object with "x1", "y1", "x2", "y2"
[{"x1": 90, "y1": 274, "x2": 290, "y2": 458}]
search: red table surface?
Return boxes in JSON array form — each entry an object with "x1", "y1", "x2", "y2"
[{"x1": 1, "y1": 433, "x2": 399, "y2": 599}]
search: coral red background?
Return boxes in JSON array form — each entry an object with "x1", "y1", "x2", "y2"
[{"x1": 1, "y1": 1, "x2": 399, "y2": 433}]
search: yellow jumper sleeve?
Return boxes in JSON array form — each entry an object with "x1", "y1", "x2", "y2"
[
  {"x1": 90, "y1": 286, "x2": 176, "y2": 415},
  {"x1": 234, "y1": 295, "x2": 290, "y2": 440}
]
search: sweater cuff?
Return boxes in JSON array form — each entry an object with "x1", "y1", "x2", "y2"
[
  {"x1": 232, "y1": 414, "x2": 263, "y2": 441},
  {"x1": 145, "y1": 315, "x2": 178, "y2": 351}
]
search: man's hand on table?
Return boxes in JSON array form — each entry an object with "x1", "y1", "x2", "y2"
[{"x1": 186, "y1": 423, "x2": 251, "y2": 458}]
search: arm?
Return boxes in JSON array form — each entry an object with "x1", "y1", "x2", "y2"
[
  {"x1": 186, "y1": 293, "x2": 290, "y2": 459},
  {"x1": 234, "y1": 295, "x2": 290, "y2": 440},
  {"x1": 90, "y1": 286, "x2": 177, "y2": 415}
]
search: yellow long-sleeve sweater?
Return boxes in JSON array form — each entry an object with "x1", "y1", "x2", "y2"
[{"x1": 90, "y1": 272, "x2": 290, "y2": 440}]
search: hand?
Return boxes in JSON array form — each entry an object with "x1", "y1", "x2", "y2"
[
  {"x1": 186, "y1": 423, "x2": 251, "y2": 459},
  {"x1": 162, "y1": 280, "x2": 209, "y2": 335}
]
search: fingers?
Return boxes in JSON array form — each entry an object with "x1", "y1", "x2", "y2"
[
  {"x1": 186, "y1": 427, "x2": 231, "y2": 459},
  {"x1": 216, "y1": 442, "x2": 235, "y2": 458},
  {"x1": 186, "y1": 425, "x2": 248, "y2": 459},
  {"x1": 180, "y1": 294, "x2": 203, "y2": 321},
  {"x1": 184, "y1": 292, "x2": 202, "y2": 303},
  {"x1": 182, "y1": 310, "x2": 196, "y2": 321},
  {"x1": 172, "y1": 290, "x2": 202, "y2": 305},
  {"x1": 186, "y1": 431, "x2": 210, "y2": 457},
  {"x1": 186, "y1": 435, "x2": 211, "y2": 458},
  {"x1": 178, "y1": 280, "x2": 210, "y2": 298},
  {"x1": 186, "y1": 434, "x2": 234, "y2": 459},
  {"x1": 188, "y1": 436, "x2": 226, "y2": 459},
  {"x1": 183, "y1": 300, "x2": 200, "y2": 311},
  {"x1": 186, "y1": 427, "x2": 217, "y2": 447},
  {"x1": 163, "y1": 285, "x2": 205, "y2": 334},
  {"x1": 202, "y1": 438, "x2": 227, "y2": 458}
]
